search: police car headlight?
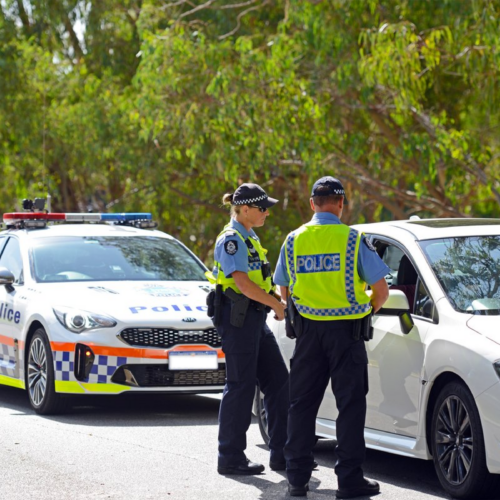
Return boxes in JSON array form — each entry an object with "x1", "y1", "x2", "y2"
[{"x1": 53, "y1": 307, "x2": 117, "y2": 333}]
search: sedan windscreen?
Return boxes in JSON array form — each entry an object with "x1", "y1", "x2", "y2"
[
  {"x1": 31, "y1": 236, "x2": 207, "y2": 282},
  {"x1": 419, "y1": 236, "x2": 500, "y2": 315}
]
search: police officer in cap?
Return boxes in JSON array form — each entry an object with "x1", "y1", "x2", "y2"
[
  {"x1": 273, "y1": 176, "x2": 390, "y2": 498},
  {"x1": 206, "y1": 183, "x2": 289, "y2": 475}
]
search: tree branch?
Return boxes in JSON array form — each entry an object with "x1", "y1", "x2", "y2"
[
  {"x1": 16, "y1": 0, "x2": 31, "y2": 35},
  {"x1": 63, "y1": 14, "x2": 84, "y2": 60},
  {"x1": 179, "y1": 0, "x2": 216, "y2": 19},
  {"x1": 218, "y1": 0, "x2": 271, "y2": 40},
  {"x1": 323, "y1": 148, "x2": 466, "y2": 217}
]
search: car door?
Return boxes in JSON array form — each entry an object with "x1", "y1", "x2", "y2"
[
  {"x1": 0, "y1": 236, "x2": 26, "y2": 381},
  {"x1": 364, "y1": 236, "x2": 432, "y2": 438}
]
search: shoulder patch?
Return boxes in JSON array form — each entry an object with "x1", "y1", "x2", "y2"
[
  {"x1": 224, "y1": 240, "x2": 238, "y2": 255},
  {"x1": 363, "y1": 237, "x2": 377, "y2": 252}
]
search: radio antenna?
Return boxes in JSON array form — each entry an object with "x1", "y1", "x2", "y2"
[{"x1": 42, "y1": 75, "x2": 51, "y2": 212}]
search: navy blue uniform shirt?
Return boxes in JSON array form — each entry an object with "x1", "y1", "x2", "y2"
[{"x1": 214, "y1": 218, "x2": 259, "y2": 277}]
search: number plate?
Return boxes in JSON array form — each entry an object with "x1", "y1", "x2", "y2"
[{"x1": 168, "y1": 351, "x2": 218, "y2": 370}]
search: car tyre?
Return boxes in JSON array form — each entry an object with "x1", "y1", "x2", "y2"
[
  {"x1": 255, "y1": 388, "x2": 270, "y2": 446},
  {"x1": 26, "y1": 328, "x2": 66, "y2": 415},
  {"x1": 255, "y1": 388, "x2": 320, "y2": 448},
  {"x1": 430, "y1": 381, "x2": 500, "y2": 499}
]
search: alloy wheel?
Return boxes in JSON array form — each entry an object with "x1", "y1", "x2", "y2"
[
  {"x1": 28, "y1": 338, "x2": 48, "y2": 407},
  {"x1": 435, "y1": 395, "x2": 473, "y2": 485}
]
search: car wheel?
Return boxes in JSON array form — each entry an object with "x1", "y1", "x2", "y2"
[
  {"x1": 27, "y1": 328, "x2": 66, "y2": 415},
  {"x1": 430, "y1": 381, "x2": 500, "y2": 499},
  {"x1": 254, "y1": 388, "x2": 320, "y2": 448},
  {"x1": 255, "y1": 388, "x2": 270, "y2": 446}
]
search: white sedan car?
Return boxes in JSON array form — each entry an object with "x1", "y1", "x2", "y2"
[
  {"x1": 0, "y1": 210, "x2": 222, "y2": 415},
  {"x1": 259, "y1": 218, "x2": 500, "y2": 499}
]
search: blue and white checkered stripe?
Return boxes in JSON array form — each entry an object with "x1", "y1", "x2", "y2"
[
  {"x1": 54, "y1": 351, "x2": 127, "y2": 384},
  {"x1": 54, "y1": 351, "x2": 74, "y2": 381},
  {"x1": 286, "y1": 232, "x2": 297, "y2": 294},
  {"x1": 285, "y1": 228, "x2": 371, "y2": 317},
  {"x1": 294, "y1": 302, "x2": 371, "y2": 317},
  {"x1": 0, "y1": 342, "x2": 16, "y2": 377},
  {"x1": 87, "y1": 355, "x2": 127, "y2": 384},
  {"x1": 345, "y1": 229, "x2": 359, "y2": 305},
  {"x1": 248, "y1": 262, "x2": 262, "y2": 271}
]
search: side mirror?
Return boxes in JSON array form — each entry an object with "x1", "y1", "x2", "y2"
[
  {"x1": 376, "y1": 289, "x2": 415, "y2": 335},
  {"x1": 377, "y1": 289, "x2": 410, "y2": 314},
  {"x1": 398, "y1": 311, "x2": 414, "y2": 335},
  {"x1": 0, "y1": 267, "x2": 15, "y2": 292}
]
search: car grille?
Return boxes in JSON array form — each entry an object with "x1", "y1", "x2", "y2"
[
  {"x1": 111, "y1": 364, "x2": 226, "y2": 387},
  {"x1": 119, "y1": 327, "x2": 222, "y2": 349}
]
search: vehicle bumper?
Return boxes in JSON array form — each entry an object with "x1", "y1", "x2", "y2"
[
  {"x1": 476, "y1": 381, "x2": 500, "y2": 474},
  {"x1": 50, "y1": 330, "x2": 225, "y2": 395}
]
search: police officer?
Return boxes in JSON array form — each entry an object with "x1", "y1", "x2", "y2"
[
  {"x1": 273, "y1": 176, "x2": 390, "y2": 498},
  {"x1": 206, "y1": 183, "x2": 289, "y2": 475}
]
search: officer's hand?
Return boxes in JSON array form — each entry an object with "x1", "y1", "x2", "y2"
[{"x1": 273, "y1": 301, "x2": 285, "y2": 321}]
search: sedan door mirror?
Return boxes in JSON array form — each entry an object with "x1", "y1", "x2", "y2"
[
  {"x1": 0, "y1": 267, "x2": 15, "y2": 292},
  {"x1": 378, "y1": 289, "x2": 410, "y2": 313},
  {"x1": 376, "y1": 289, "x2": 415, "y2": 335}
]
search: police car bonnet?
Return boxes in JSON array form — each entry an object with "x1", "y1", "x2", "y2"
[
  {"x1": 311, "y1": 177, "x2": 349, "y2": 205},
  {"x1": 231, "y1": 183, "x2": 278, "y2": 209}
]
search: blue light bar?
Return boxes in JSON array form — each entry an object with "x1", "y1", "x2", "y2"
[{"x1": 101, "y1": 213, "x2": 152, "y2": 222}]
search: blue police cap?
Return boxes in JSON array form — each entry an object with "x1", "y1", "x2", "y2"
[
  {"x1": 232, "y1": 183, "x2": 278, "y2": 208},
  {"x1": 311, "y1": 176, "x2": 349, "y2": 204}
]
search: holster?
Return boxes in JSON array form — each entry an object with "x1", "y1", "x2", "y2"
[
  {"x1": 285, "y1": 297, "x2": 303, "y2": 339},
  {"x1": 225, "y1": 288, "x2": 250, "y2": 328},
  {"x1": 351, "y1": 318, "x2": 362, "y2": 341},
  {"x1": 207, "y1": 284, "x2": 223, "y2": 327},
  {"x1": 361, "y1": 309, "x2": 374, "y2": 341}
]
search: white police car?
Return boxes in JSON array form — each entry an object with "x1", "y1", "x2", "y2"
[
  {"x1": 0, "y1": 207, "x2": 222, "y2": 415},
  {"x1": 260, "y1": 218, "x2": 500, "y2": 499}
]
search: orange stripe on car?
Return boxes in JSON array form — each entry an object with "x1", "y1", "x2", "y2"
[
  {"x1": 0, "y1": 334, "x2": 15, "y2": 347},
  {"x1": 50, "y1": 342, "x2": 224, "y2": 359}
]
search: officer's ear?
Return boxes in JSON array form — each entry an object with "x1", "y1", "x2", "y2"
[{"x1": 309, "y1": 198, "x2": 315, "y2": 211}]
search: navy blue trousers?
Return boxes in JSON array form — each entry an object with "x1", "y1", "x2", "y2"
[
  {"x1": 285, "y1": 317, "x2": 369, "y2": 488},
  {"x1": 217, "y1": 301, "x2": 289, "y2": 466}
]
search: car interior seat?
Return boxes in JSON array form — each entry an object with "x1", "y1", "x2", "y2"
[{"x1": 390, "y1": 254, "x2": 418, "y2": 313}]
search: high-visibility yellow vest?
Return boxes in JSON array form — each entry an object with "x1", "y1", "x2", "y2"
[
  {"x1": 285, "y1": 223, "x2": 371, "y2": 320},
  {"x1": 205, "y1": 225, "x2": 273, "y2": 294}
]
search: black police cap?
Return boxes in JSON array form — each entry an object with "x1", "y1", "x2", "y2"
[
  {"x1": 232, "y1": 183, "x2": 278, "y2": 208},
  {"x1": 311, "y1": 176, "x2": 349, "y2": 204}
]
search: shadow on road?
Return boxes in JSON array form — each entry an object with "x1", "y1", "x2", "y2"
[
  {"x1": 0, "y1": 384, "x2": 222, "y2": 427},
  {"x1": 252, "y1": 438, "x2": 449, "y2": 500}
]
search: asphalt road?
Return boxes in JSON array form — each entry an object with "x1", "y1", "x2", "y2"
[{"x1": 0, "y1": 386, "x2": 464, "y2": 500}]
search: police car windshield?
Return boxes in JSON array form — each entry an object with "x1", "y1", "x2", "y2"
[
  {"x1": 31, "y1": 236, "x2": 207, "y2": 282},
  {"x1": 419, "y1": 236, "x2": 500, "y2": 315}
]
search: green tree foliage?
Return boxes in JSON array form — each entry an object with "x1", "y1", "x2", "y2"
[{"x1": 1, "y1": 0, "x2": 500, "y2": 263}]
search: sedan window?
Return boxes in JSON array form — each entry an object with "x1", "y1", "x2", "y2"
[
  {"x1": 420, "y1": 236, "x2": 500, "y2": 315},
  {"x1": 414, "y1": 279, "x2": 435, "y2": 320},
  {"x1": 0, "y1": 238, "x2": 24, "y2": 284},
  {"x1": 31, "y1": 236, "x2": 207, "y2": 283},
  {"x1": 373, "y1": 240, "x2": 418, "y2": 313}
]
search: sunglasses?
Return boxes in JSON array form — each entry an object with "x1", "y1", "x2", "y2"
[{"x1": 249, "y1": 205, "x2": 268, "y2": 213}]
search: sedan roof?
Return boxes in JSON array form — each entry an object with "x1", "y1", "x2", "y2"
[{"x1": 355, "y1": 218, "x2": 500, "y2": 241}]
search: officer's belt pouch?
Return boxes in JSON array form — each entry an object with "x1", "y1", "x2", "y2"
[
  {"x1": 287, "y1": 298, "x2": 303, "y2": 338},
  {"x1": 225, "y1": 289, "x2": 250, "y2": 328},
  {"x1": 206, "y1": 290, "x2": 215, "y2": 318},
  {"x1": 362, "y1": 310, "x2": 374, "y2": 341}
]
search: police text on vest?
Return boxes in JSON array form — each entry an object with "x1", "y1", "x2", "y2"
[{"x1": 296, "y1": 254, "x2": 340, "y2": 273}]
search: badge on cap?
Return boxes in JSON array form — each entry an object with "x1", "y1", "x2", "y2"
[
  {"x1": 225, "y1": 240, "x2": 238, "y2": 255},
  {"x1": 364, "y1": 237, "x2": 377, "y2": 252}
]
